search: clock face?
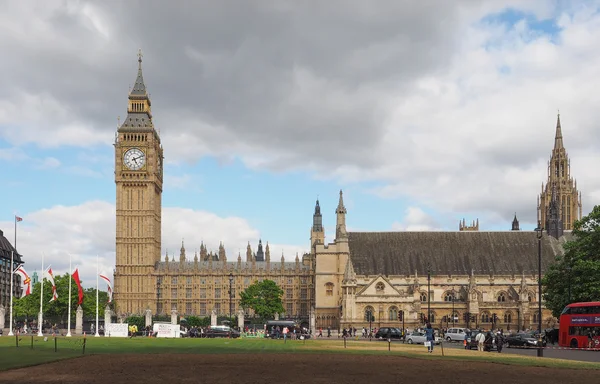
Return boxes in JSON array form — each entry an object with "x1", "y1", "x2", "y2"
[{"x1": 123, "y1": 148, "x2": 146, "y2": 170}]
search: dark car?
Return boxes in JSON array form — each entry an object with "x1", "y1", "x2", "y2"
[
  {"x1": 375, "y1": 327, "x2": 403, "y2": 340},
  {"x1": 505, "y1": 333, "x2": 544, "y2": 348},
  {"x1": 466, "y1": 330, "x2": 495, "y2": 351},
  {"x1": 205, "y1": 325, "x2": 241, "y2": 338}
]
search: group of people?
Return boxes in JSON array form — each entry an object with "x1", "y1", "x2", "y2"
[{"x1": 469, "y1": 330, "x2": 505, "y2": 352}]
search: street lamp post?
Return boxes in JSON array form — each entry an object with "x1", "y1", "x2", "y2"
[
  {"x1": 452, "y1": 290, "x2": 456, "y2": 327},
  {"x1": 228, "y1": 272, "x2": 234, "y2": 339},
  {"x1": 427, "y1": 266, "x2": 431, "y2": 324},
  {"x1": 536, "y1": 222, "x2": 544, "y2": 358}
]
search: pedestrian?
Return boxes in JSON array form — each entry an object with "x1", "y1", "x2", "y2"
[
  {"x1": 424, "y1": 322, "x2": 435, "y2": 353},
  {"x1": 496, "y1": 332, "x2": 504, "y2": 353},
  {"x1": 464, "y1": 332, "x2": 469, "y2": 349},
  {"x1": 475, "y1": 331, "x2": 486, "y2": 352}
]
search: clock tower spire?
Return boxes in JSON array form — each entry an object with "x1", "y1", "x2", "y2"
[{"x1": 114, "y1": 50, "x2": 163, "y2": 316}]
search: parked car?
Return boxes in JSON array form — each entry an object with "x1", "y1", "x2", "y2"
[
  {"x1": 204, "y1": 325, "x2": 241, "y2": 338},
  {"x1": 445, "y1": 327, "x2": 470, "y2": 342},
  {"x1": 405, "y1": 331, "x2": 441, "y2": 345},
  {"x1": 375, "y1": 327, "x2": 403, "y2": 340},
  {"x1": 505, "y1": 333, "x2": 544, "y2": 348}
]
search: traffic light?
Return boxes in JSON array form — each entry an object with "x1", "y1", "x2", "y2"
[{"x1": 398, "y1": 311, "x2": 403, "y2": 321}]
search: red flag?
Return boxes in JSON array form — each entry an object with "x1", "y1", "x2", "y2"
[
  {"x1": 15, "y1": 216, "x2": 23, "y2": 222},
  {"x1": 72, "y1": 268, "x2": 84, "y2": 305}
]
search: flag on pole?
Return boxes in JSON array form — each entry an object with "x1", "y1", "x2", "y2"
[
  {"x1": 14, "y1": 266, "x2": 31, "y2": 297},
  {"x1": 72, "y1": 268, "x2": 84, "y2": 305},
  {"x1": 45, "y1": 268, "x2": 58, "y2": 302},
  {"x1": 99, "y1": 274, "x2": 113, "y2": 303},
  {"x1": 15, "y1": 216, "x2": 23, "y2": 222}
]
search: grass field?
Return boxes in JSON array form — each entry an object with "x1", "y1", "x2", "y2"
[{"x1": 1, "y1": 335, "x2": 599, "y2": 372}]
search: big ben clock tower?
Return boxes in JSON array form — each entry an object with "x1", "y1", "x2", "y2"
[{"x1": 114, "y1": 50, "x2": 163, "y2": 316}]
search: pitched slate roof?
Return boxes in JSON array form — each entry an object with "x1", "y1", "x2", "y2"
[
  {"x1": 0, "y1": 229, "x2": 24, "y2": 264},
  {"x1": 348, "y1": 231, "x2": 571, "y2": 276}
]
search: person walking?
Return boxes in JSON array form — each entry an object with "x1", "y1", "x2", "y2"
[
  {"x1": 475, "y1": 331, "x2": 486, "y2": 352},
  {"x1": 424, "y1": 323, "x2": 435, "y2": 353},
  {"x1": 495, "y1": 331, "x2": 504, "y2": 353}
]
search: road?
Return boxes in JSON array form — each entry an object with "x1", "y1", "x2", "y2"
[{"x1": 442, "y1": 341, "x2": 600, "y2": 363}]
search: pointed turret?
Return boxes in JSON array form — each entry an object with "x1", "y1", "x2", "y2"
[
  {"x1": 554, "y1": 112, "x2": 563, "y2": 150},
  {"x1": 237, "y1": 252, "x2": 242, "y2": 270},
  {"x1": 118, "y1": 49, "x2": 155, "y2": 132},
  {"x1": 256, "y1": 239, "x2": 265, "y2": 262},
  {"x1": 193, "y1": 250, "x2": 198, "y2": 268},
  {"x1": 200, "y1": 242, "x2": 208, "y2": 262},
  {"x1": 219, "y1": 242, "x2": 226, "y2": 262},
  {"x1": 265, "y1": 241, "x2": 271, "y2": 263},
  {"x1": 281, "y1": 251, "x2": 285, "y2": 271},
  {"x1": 342, "y1": 256, "x2": 357, "y2": 284},
  {"x1": 335, "y1": 190, "x2": 348, "y2": 240},
  {"x1": 313, "y1": 199, "x2": 323, "y2": 232},
  {"x1": 180, "y1": 239, "x2": 186, "y2": 263},
  {"x1": 165, "y1": 250, "x2": 169, "y2": 264},
  {"x1": 246, "y1": 242, "x2": 252, "y2": 262},
  {"x1": 511, "y1": 213, "x2": 520, "y2": 231}
]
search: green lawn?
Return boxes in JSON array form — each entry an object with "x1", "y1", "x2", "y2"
[{"x1": 1, "y1": 335, "x2": 599, "y2": 372}]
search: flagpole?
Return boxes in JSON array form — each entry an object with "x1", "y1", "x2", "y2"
[
  {"x1": 66, "y1": 254, "x2": 72, "y2": 337},
  {"x1": 37, "y1": 253, "x2": 45, "y2": 337},
  {"x1": 8, "y1": 250, "x2": 14, "y2": 336},
  {"x1": 95, "y1": 255, "x2": 100, "y2": 337}
]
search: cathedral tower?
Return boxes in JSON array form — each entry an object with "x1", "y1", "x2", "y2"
[
  {"x1": 310, "y1": 199, "x2": 325, "y2": 247},
  {"x1": 114, "y1": 50, "x2": 163, "y2": 315},
  {"x1": 538, "y1": 114, "x2": 582, "y2": 231}
]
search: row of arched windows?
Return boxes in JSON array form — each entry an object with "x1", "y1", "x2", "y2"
[
  {"x1": 418, "y1": 291, "x2": 535, "y2": 303},
  {"x1": 362, "y1": 307, "x2": 538, "y2": 324}
]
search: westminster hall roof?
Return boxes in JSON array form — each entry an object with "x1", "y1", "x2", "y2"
[
  {"x1": 347, "y1": 231, "x2": 571, "y2": 277},
  {"x1": 0, "y1": 229, "x2": 24, "y2": 264}
]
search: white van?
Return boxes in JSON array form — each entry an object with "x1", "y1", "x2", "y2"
[{"x1": 445, "y1": 327, "x2": 469, "y2": 342}]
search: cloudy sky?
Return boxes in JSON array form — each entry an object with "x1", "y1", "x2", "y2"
[{"x1": 1, "y1": 1, "x2": 599, "y2": 288}]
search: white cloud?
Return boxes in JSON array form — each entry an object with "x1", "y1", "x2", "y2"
[
  {"x1": 391, "y1": 207, "x2": 441, "y2": 231},
  {"x1": 0, "y1": 201, "x2": 306, "y2": 288},
  {"x1": 1, "y1": 2, "x2": 600, "y2": 230},
  {"x1": 35, "y1": 157, "x2": 61, "y2": 170}
]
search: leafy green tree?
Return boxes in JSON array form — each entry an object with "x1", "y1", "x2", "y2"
[
  {"x1": 543, "y1": 205, "x2": 600, "y2": 317},
  {"x1": 239, "y1": 279, "x2": 284, "y2": 319},
  {"x1": 13, "y1": 273, "x2": 109, "y2": 323}
]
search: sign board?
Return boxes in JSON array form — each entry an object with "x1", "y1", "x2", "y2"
[
  {"x1": 153, "y1": 323, "x2": 181, "y2": 338},
  {"x1": 105, "y1": 323, "x2": 129, "y2": 337},
  {"x1": 571, "y1": 315, "x2": 600, "y2": 325}
]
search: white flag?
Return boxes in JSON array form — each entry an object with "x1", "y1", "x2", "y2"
[
  {"x1": 99, "y1": 274, "x2": 113, "y2": 303},
  {"x1": 44, "y1": 267, "x2": 58, "y2": 302}
]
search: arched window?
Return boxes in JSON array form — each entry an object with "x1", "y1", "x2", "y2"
[
  {"x1": 420, "y1": 292, "x2": 427, "y2": 302},
  {"x1": 443, "y1": 292, "x2": 455, "y2": 302},
  {"x1": 504, "y1": 312, "x2": 512, "y2": 323},
  {"x1": 528, "y1": 294, "x2": 533, "y2": 302},
  {"x1": 497, "y1": 293, "x2": 506, "y2": 302},
  {"x1": 364, "y1": 306, "x2": 375, "y2": 322},
  {"x1": 450, "y1": 311, "x2": 460, "y2": 324},
  {"x1": 325, "y1": 283, "x2": 334, "y2": 296},
  {"x1": 388, "y1": 306, "x2": 398, "y2": 321},
  {"x1": 532, "y1": 312, "x2": 539, "y2": 323},
  {"x1": 429, "y1": 312, "x2": 436, "y2": 323},
  {"x1": 375, "y1": 282, "x2": 385, "y2": 293},
  {"x1": 481, "y1": 312, "x2": 490, "y2": 323}
]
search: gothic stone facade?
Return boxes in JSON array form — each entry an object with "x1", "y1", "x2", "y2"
[
  {"x1": 113, "y1": 54, "x2": 312, "y2": 318},
  {"x1": 312, "y1": 193, "x2": 570, "y2": 331},
  {"x1": 115, "y1": 53, "x2": 576, "y2": 331}
]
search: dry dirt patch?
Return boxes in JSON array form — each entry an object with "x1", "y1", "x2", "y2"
[{"x1": 0, "y1": 353, "x2": 594, "y2": 384}]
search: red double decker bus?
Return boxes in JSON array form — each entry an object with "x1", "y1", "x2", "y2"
[{"x1": 559, "y1": 302, "x2": 600, "y2": 349}]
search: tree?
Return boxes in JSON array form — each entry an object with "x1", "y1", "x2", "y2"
[
  {"x1": 239, "y1": 279, "x2": 284, "y2": 319},
  {"x1": 13, "y1": 273, "x2": 110, "y2": 323},
  {"x1": 543, "y1": 205, "x2": 600, "y2": 317}
]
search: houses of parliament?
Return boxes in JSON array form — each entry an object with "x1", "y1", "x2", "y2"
[{"x1": 113, "y1": 53, "x2": 582, "y2": 331}]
